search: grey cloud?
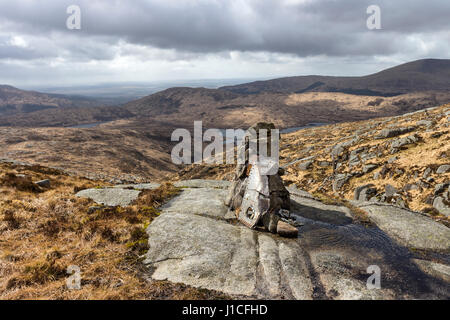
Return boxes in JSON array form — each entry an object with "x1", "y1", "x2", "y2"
[
  {"x1": 0, "y1": 0, "x2": 448, "y2": 86},
  {"x1": 0, "y1": 0, "x2": 448, "y2": 58}
]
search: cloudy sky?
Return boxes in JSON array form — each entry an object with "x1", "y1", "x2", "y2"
[{"x1": 0, "y1": 0, "x2": 449, "y2": 87}]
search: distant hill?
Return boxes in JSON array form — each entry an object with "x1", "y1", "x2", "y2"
[
  {"x1": 220, "y1": 59, "x2": 450, "y2": 96},
  {"x1": 2, "y1": 59, "x2": 450, "y2": 128},
  {"x1": 121, "y1": 59, "x2": 450, "y2": 128},
  {"x1": 0, "y1": 85, "x2": 136, "y2": 127},
  {"x1": 0, "y1": 85, "x2": 105, "y2": 116}
]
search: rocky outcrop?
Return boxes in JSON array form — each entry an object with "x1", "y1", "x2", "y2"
[
  {"x1": 76, "y1": 183, "x2": 160, "y2": 206},
  {"x1": 390, "y1": 134, "x2": 419, "y2": 150},
  {"x1": 143, "y1": 180, "x2": 450, "y2": 299},
  {"x1": 333, "y1": 174, "x2": 352, "y2": 192},
  {"x1": 376, "y1": 126, "x2": 416, "y2": 139},
  {"x1": 351, "y1": 202, "x2": 450, "y2": 251},
  {"x1": 433, "y1": 197, "x2": 450, "y2": 217},
  {"x1": 354, "y1": 184, "x2": 377, "y2": 201},
  {"x1": 436, "y1": 165, "x2": 450, "y2": 174},
  {"x1": 76, "y1": 188, "x2": 142, "y2": 207}
]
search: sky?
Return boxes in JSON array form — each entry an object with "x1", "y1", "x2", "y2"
[{"x1": 0, "y1": 0, "x2": 449, "y2": 87}]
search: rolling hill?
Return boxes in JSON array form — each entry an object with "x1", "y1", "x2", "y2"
[
  {"x1": 0, "y1": 85, "x2": 107, "y2": 116},
  {"x1": 220, "y1": 59, "x2": 450, "y2": 95},
  {"x1": 1, "y1": 59, "x2": 449, "y2": 129},
  {"x1": 0, "y1": 85, "x2": 134, "y2": 127}
]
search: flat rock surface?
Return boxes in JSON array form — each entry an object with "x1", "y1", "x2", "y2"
[
  {"x1": 352, "y1": 202, "x2": 450, "y2": 251},
  {"x1": 160, "y1": 187, "x2": 229, "y2": 219},
  {"x1": 76, "y1": 188, "x2": 141, "y2": 206},
  {"x1": 144, "y1": 180, "x2": 450, "y2": 299},
  {"x1": 113, "y1": 183, "x2": 160, "y2": 190},
  {"x1": 174, "y1": 179, "x2": 231, "y2": 189}
]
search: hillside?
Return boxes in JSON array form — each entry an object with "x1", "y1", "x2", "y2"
[
  {"x1": 175, "y1": 103, "x2": 450, "y2": 221},
  {"x1": 2, "y1": 59, "x2": 450, "y2": 129},
  {"x1": 0, "y1": 161, "x2": 228, "y2": 299},
  {"x1": 1, "y1": 105, "x2": 449, "y2": 300},
  {"x1": 121, "y1": 59, "x2": 450, "y2": 129},
  {"x1": 123, "y1": 87, "x2": 450, "y2": 129},
  {"x1": 0, "y1": 85, "x2": 105, "y2": 116},
  {"x1": 221, "y1": 59, "x2": 450, "y2": 95},
  {"x1": 0, "y1": 85, "x2": 136, "y2": 127},
  {"x1": 0, "y1": 120, "x2": 179, "y2": 182}
]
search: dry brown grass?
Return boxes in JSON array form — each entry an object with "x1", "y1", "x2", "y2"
[{"x1": 0, "y1": 162, "x2": 230, "y2": 300}]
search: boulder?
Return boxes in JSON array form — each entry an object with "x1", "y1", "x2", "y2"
[
  {"x1": 333, "y1": 174, "x2": 352, "y2": 192},
  {"x1": 376, "y1": 126, "x2": 416, "y2": 139},
  {"x1": 390, "y1": 134, "x2": 419, "y2": 149},
  {"x1": 436, "y1": 165, "x2": 450, "y2": 174},
  {"x1": 76, "y1": 188, "x2": 141, "y2": 207},
  {"x1": 433, "y1": 197, "x2": 450, "y2": 217},
  {"x1": 423, "y1": 167, "x2": 432, "y2": 179},
  {"x1": 298, "y1": 160, "x2": 313, "y2": 171},
  {"x1": 403, "y1": 184, "x2": 420, "y2": 192},
  {"x1": 373, "y1": 166, "x2": 389, "y2": 180},
  {"x1": 318, "y1": 161, "x2": 331, "y2": 167},
  {"x1": 354, "y1": 184, "x2": 377, "y2": 201},
  {"x1": 387, "y1": 156, "x2": 398, "y2": 164},
  {"x1": 434, "y1": 183, "x2": 449, "y2": 196},
  {"x1": 34, "y1": 179, "x2": 51, "y2": 188},
  {"x1": 416, "y1": 120, "x2": 434, "y2": 127},
  {"x1": 362, "y1": 164, "x2": 378, "y2": 174}
]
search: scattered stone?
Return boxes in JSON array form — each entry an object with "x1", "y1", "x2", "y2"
[
  {"x1": 385, "y1": 184, "x2": 398, "y2": 198},
  {"x1": 436, "y1": 165, "x2": 450, "y2": 174},
  {"x1": 298, "y1": 160, "x2": 313, "y2": 171},
  {"x1": 376, "y1": 126, "x2": 416, "y2": 139},
  {"x1": 403, "y1": 184, "x2": 420, "y2": 192},
  {"x1": 434, "y1": 183, "x2": 449, "y2": 195},
  {"x1": 390, "y1": 134, "x2": 420, "y2": 149},
  {"x1": 34, "y1": 179, "x2": 51, "y2": 188},
  {"x1": 373, "y1": 166, "x2": 388, "y2": 180},
  {"x1": 416, "y1": 120, "x2": 434, "y2": 127},
  {"x1": 287, "y1": 186, "x2": 315, "y2": 199},
  {"x1": 433, "y1": 197, "x2": 450, "y2": 217},
  {"x1": 362, "y1": 164, "x2": 378, "y2": 174},
  {"x1": 333, "y1": 174, "x2": 352, "y2": 192},
  {"x1": 318, "y1": 161, "x2": 331, "y2": 167},
  {"x1": 331, "y1": 138, "x2": 358, "y2": 158},
  {"x1": 354, "y1": 184, "x2": 376, "y2": 201},
  {"x1": 423, "y1": 167, "x2": 432, "y2": 179},
  {"x1": 283, "y1": 156, "x2": 315, "y2": 169}
]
